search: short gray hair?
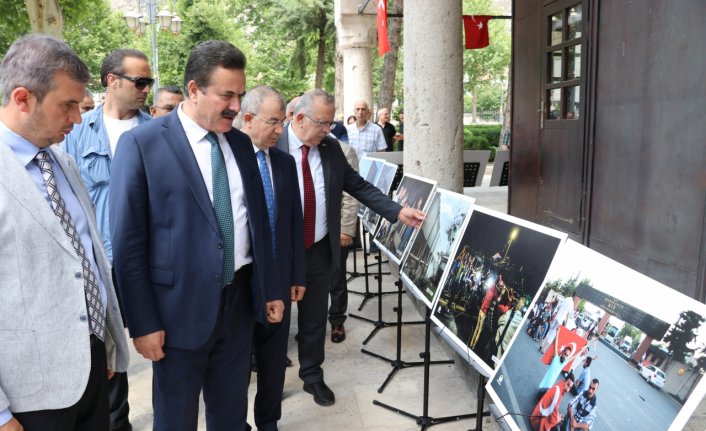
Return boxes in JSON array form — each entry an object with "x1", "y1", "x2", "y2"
[
  {"x1": 295, "y1": 89, "x2": 335, "y2": 116},
  {"x1": 0, "y1": 34, "x2": 90, "y2": 105},
  {"x1": 241, "y1": 85, "x2": 286, "y2": 115}
]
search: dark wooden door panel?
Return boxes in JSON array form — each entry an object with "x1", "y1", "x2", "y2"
[{"x1": 588, "y1": 0, "x2": 706, "y2": 299}]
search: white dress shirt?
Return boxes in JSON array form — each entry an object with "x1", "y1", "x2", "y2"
[
  {"x1": 288, "y1": 126, "x2": 327, "y2": 243},
  {"x1": 177, "y1": 104, "x2": 252, "y2": 270},
  {"x1": 252, "y1": 144, "x2": 275, "y2": 188}
]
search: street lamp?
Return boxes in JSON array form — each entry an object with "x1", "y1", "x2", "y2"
[{"x1": 124, "y1": 1, "x2": 183, "y2": 90}]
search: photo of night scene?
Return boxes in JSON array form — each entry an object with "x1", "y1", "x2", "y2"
[{"x1": 430, "y1": 207, "x2": 566, "y2": 376}]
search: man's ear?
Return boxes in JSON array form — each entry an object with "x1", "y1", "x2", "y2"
[
  {"x1": 11, "y1": 87, "x2": 32, "y2": 113},
  {"x1": 186, "y1": 80, "x2": 200, "y2": 100}
]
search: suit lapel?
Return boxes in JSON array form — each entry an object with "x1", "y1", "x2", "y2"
[
  {"x1": 318, "y1": 139, "x2": 332, "y2": 209},
  {"x1": 0, "y1": 142, "x2": 78, "y2": 256},
  {"x1": 161, "y1": 113, "x2": 220, "y2": 234}
]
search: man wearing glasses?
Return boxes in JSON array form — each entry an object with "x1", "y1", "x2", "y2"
[
  {"x1": 62, "y1": 48, "x2": 153, "y2": 431},
  {"x1": 276, "y1": 89, "x2": 424, "y2": 407},
  {"x1": 240, "y1": 85, "x2": 306, "y2": 431},
  {"x1": 150, "y1": 85, "x2": 184, "y2": 118}
]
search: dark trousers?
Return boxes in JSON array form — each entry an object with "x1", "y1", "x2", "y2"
[
  {"x1": 14, "y1": 336, "x2": 109, "y2": 431},
  {"x1": 109, "y1": 267, "x2": 131, "y2": 431},
  {"x1": 152, "y1": 266, "x2": 254, "y2": 431},
  {"x1": 297, "y1": 236, "x2": 332, "y2": 384},
  {"x1": 252, "y1": 302, "x2": 291, "y2": 431},
  {"x1": 328, "y1": 244, "x2": 351, "y2": 327}
]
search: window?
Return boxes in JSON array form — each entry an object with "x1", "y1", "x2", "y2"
[{"x1": 545, "y1": 4, "x2": 583, "y2": 120}]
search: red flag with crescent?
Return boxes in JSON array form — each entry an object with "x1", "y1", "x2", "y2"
[
  {"x1": 542, "y1": 325, "x2": 588, "y2": 371},
  {"x1": 463, "y1": 15, "x2": 492, "y2": 49},
  {"x1": 377, "y1": 0, "x2": 390, "y2": 56}
]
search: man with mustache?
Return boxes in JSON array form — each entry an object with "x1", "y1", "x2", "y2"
[
  {"x1": 63, "y1": 48, "x2": 153, "y2": 431},
  {"x1": 111, "y1": 40, "x2": 281, "y2": 431}
]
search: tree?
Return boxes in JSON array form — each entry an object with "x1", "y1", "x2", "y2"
[
  {"x1": 663, "y1": 310, "x2": 705, "y2": 363},
  {"x1": 377, "y1": 0, "x2": 403, "y2": 111}
]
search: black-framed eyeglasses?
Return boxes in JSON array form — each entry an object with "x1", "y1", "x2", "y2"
[
  {"x1": 251, "y1": 113, "x2": 286, "y2": 128},
  {"x1": 114, "y1": 74, "x2": 155, "y2": 90},
  {"x1": 302, "y1": 113, "x2": 335, "y2": 130}
]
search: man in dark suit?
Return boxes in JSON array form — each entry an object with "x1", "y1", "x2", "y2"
[
  {"x1": 276, "y1": 89, "x2": 424, "y2": 406},
  {"x1": 240, "y1": 85, "x2": 306, "y2": 431},
  {"x1": 110, "y1": 41, "x2": 282, "y2": 431}
]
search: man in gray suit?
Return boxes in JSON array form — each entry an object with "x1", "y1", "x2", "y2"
[{"x1": 0, "y1": 35, "x2": 129, "y2": 431}]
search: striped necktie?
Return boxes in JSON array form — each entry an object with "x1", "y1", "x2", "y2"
[{"x1": 35, "y1": 150, "x2": 106, "y2": 340}]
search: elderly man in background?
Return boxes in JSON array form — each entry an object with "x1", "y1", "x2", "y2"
[
  {"x1": 376, "y1": 107, "x2": 396, "y2": 152},
  {"x1": 346, "y1": 99, "x2": 387, "y2": 160}
]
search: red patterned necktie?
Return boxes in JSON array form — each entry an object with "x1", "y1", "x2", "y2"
[{"x1": 301, "y1": 145, "x2": 316, "y2": 249}]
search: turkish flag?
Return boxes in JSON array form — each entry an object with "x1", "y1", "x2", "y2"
[
  {"x1": 541, "y1": 326, "x2": 588, "y2": 371},
  {"x1": 463, "y1": 15, "x2": 492, "y2": 49},
  {"x1": 377, "y1": 0, "x2": 390, "y2": 56}
]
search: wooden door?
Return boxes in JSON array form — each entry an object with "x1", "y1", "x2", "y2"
[{"x1": 537, "y1": 0, "x2": 589, "y2": 238}]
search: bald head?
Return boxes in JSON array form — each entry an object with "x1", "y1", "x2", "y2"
[{"x1": 353, "y1": 100, "x2": 370, "y2": 126}]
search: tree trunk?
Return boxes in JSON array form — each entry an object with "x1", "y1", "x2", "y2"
[
  {"x1": 377, "y1": 0, "x2": 403, "y2": 110},
  {"x1": 499, "y1": 67, "x2": 512, "y2": 150},
  {"x1": 25, "y1": 0, "x2": 63, "y2": 39},
  {"x1": 314, "y1": 6, "x2": 327, "y2": 89}
]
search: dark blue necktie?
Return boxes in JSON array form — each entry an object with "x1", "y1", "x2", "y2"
[{"x1": 256, "y1": 150, "x2": 277, "y2": 256}]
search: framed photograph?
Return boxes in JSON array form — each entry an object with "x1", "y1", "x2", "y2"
[
  {"x1": 486, "y1": 240, "x2": 706, "y2": 431},
  {"x1": 430, "y1": 207, "x2": 567, "y2": 376},
  {"x1": 372, "y1": 174, "x2": 437, "y2": 265},
  {"x1": 362, "y1": 162, "x2": 399, "y2": 233},
  {"x1": 400, "y1": 189, "x2": 475, "y2": 308},
  {"x1": 357, "y1": 157, "x2": 385, "y2": 218}
]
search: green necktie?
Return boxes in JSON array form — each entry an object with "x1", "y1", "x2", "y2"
[{"x1": 206, "y1": 132, "x2": 235, "y2": 286}]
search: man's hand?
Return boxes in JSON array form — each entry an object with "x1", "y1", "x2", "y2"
[
  {"x1": 133, "y1": 330, "x2": 165, "y2": 361},
  {"x1": 340, "y1": 234, "x2": 353, "y2": 248},
  {"x1": 0, "y1": 418, "x2": 23, "y2": 431},
  {"x1": 397, "y1": 207, "x2": 425, "y2": 228},
  {"x1": 291, "y1": 285, "x2": 306, "y2": 302},
  {"x1": 266, "y1": 299, "x2": 285, "y2": 323},
  {"x1": 108, "y1": 369, "x2": 115, "y2": 380}
]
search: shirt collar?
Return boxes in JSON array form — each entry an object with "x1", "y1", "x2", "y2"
[
  {"x1": 177, "y1": 102, "x2": 222, "y2": 145},
  {"x1": 0, "y1": 119, "x2": 43, "y2": 167},
  {"x1": 287, "y1": 124, "x2": 305, "y2": 152},
  {"x1": 252, "y1": 143, "x2": 269, "y2": 156}
]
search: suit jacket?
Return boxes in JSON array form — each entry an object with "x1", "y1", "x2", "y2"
[
  {"x1": 339, "y1": 141, "x2": 359, "y2": 238},
  {"x1": 268, "y1": 146, "x2": 306, "y2": 298},
  {"x1": 0, "y1": 143, "x2": 129, "y2": 414},
  {"x1": 110, "y1": 110, "x2": 276, "y2": 350},
  {"x1": 276, "y1": 128, "x2": 401, "y2": 268}
]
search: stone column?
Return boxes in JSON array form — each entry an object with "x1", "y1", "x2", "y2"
[
  {"x1": 404, "y1": 0, "x2": 464, "y2": 192},
  {"x1": 335, "y1": 0, "x2": 376, "y2": 119}
]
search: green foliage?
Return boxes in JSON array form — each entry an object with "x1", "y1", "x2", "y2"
[
  {"x1": 463, "y1": 124, "x2": 500, "y2": 150},
  {"x1": 64, "y1": 4, "x2": 134, "y2": 90},
  {"x1": 664, "y1": 310, "x2": 705, "y2": 363},
  {"x1": 0, "y1": 1, "x2": 29, "y2": 54}
]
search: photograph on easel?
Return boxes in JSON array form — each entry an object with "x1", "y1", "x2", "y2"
[
  {"x1": 357, "y1": 157, "x2": 385, "y2": 218},
  {"x1": 486, "y1": 240, "x2": 706, "y2": 431},
  {"x1": 372, "y1": 174, "x2": 436, "y2": 265},
  {"x1": 400, "y1": 189, "x2": 475, "y2": 308},
  {"x1": 430, "y1": 207, "x2": 567, "y2": 376},
  {"x1": 362, "y1": 161, "x2": 399, "y2": 233}
]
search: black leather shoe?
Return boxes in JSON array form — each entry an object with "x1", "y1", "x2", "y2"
[
  {"x1": 303, "y1": 381, "x2": 335, "y2": 406},
  {"x1": 331, "y1": 324, "x2": 346, "y2": 343}
]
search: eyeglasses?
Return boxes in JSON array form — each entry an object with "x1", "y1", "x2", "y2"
[
  {"x1": 153, "y1": 105, "x2": 177, "y2": 112},
  {"x1": 114, "y1": 74, "x2": 155, "y2": 90},
  {"x1": 303, "y1": 113, "x2": 335, "y2": 130},
  {"x1": 252, "y1": 113, "x2": 285, "y2": 128}
]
